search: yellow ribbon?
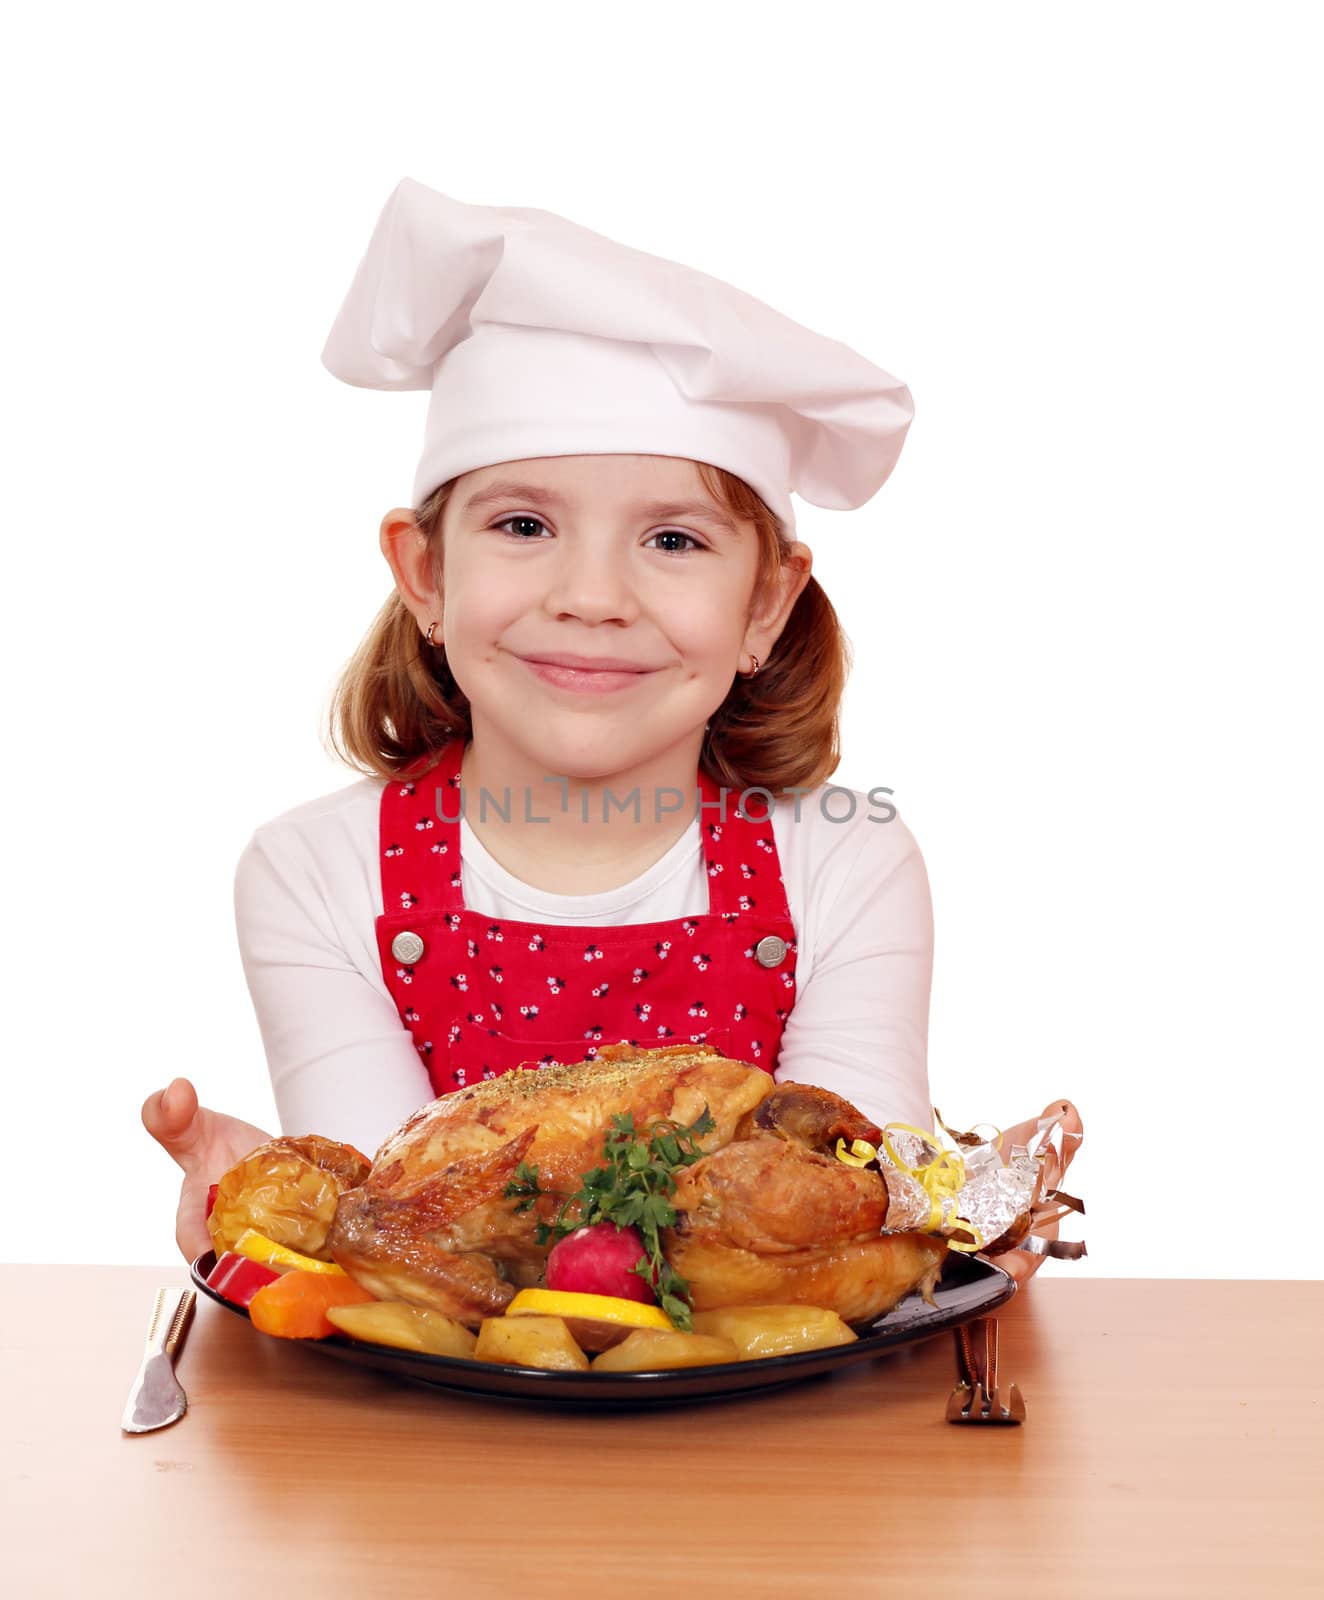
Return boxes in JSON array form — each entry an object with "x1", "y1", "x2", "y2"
[{"x1": 833, "y1": 1137, "x2": 878, "y2": 1168}]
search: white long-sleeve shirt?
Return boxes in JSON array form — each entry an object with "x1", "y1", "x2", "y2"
[{"x1": 233, "y1": 775, "x2": 935, "y2": 1158}]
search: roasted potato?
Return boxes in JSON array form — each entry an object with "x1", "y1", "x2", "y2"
[
  {"x1": 591, "y1": 1328, "x2": 741, "y2": 1371},
  {"x1": 689, "y1": 1304, "x2": 857, "y2": 1359},
  {"x1": 325, "y1": 1301, "x2": 477, "y2": 1358},
  {"x1": 474, "y1": 1314, "x2": 590, "y2": 1371}
]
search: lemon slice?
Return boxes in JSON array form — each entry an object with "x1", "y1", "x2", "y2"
[
  {"x1": 505, "y1": 1288, "x2": 673, "y2": 1352},
  {"x1": 233, "y1": 1228, "x2": 346, "y2": 1277}
]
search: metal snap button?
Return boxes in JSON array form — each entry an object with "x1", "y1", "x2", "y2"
[
  {"x1": 391, "y1": 931, "x2": 425, "y2": 964},
  {"x1": 754, "y1": 934, "x2": 787, "y2": 968}
]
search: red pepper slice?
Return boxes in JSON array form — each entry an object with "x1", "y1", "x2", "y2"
[{"x1": 205, "y1": 1250, "x2": 281, "y2": 1309}]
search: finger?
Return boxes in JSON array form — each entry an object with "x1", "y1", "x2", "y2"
[
  {"x1": 175, "y1": 1200, "x2": 212, "y2": 1263},
  {"x1": 176, "y1": 1220, "x2": 211, "y2": 1261},
  {"x1": 1043, "y1": 1098, "x2": 1084, "y2": 1178},
  {"x1": 1043, "y1": 1098, "x2": 1083, "y2": 1137},
  {"x1": 141, "y1": 1079, "x2": 182, "y2": 1136},
  {"x1": 996, "y1": 1248, "x2": 1044, "y2": 1286},
  {"x1": 142, "y1": 1078, "x2": 202, "y2": 1157}
]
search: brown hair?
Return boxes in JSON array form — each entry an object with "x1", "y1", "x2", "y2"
[{"x1": 324, "y1": 462, "x2": 852, "y2": 795}]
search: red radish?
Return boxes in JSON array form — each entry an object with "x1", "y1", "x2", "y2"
[{"x1": 545, "y1": 1222, "x2": 658, "y2": 1304}]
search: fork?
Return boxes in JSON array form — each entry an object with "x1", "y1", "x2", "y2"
[{"x1": 945, "y1": 1316, "x2": 1026, "y2": 1424}]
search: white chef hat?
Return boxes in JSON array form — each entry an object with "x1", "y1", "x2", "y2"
[{"x1": 321, "y1": 177, "x2": 914, "y2": 535}]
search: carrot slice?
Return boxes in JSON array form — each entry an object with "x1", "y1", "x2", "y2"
[{"x1": 248, "y1": 1269, "x2": 377, "y2": 1339}]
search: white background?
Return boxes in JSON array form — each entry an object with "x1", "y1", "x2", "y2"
[{"x1": 4, "y1": 2, "x2": 1319, "y2": 1276}]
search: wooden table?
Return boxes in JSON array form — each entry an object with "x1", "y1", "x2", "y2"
[{"x1": 4, "y1": 1267, "x2": 1321, "y2": 1597}]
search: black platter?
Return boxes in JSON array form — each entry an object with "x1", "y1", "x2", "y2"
[{"x1": 191, "y1": 1248, "x2": 1016, "y2": 1407}]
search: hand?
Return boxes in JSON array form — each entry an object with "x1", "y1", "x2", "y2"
[
  {"x1": 141, "y1": 1077, "x2": 272, "y2": 1262},
  {"x1": 986, "y1": 1098, "x2": 1084, "y2": 1288}
]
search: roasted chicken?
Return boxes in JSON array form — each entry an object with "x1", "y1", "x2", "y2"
[
  {"x1": 326, "y1": 1044, "x2": 770, "y2": 1320},
  {"x1": 218, "y1": 1044, "x2": 948, "y2": 1328}
]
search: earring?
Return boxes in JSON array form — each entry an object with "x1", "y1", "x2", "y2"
[
  {"x1": 425, "y1": 621, "x2": 440, "y2": 646},
  {"x1": 740, "y1": 653, "x2": 761, "y2": 678}
]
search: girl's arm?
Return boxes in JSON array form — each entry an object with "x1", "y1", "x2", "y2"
[
  {"x1": 232, "y1": 824, "x2": 436, "y2": 1159},
  {"x1": 774, "y1": 816, "x2": 936, "y2": 1130},
  {"x1": 142, "y1": 815, "x2": 433, "y2": 1263}
]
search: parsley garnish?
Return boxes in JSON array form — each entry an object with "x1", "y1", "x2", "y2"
[{"x1": 503, "y1": 1105, "x2": 716, "y2": 1330}]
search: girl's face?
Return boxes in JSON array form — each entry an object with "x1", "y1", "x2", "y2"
[{"x1": 383, "y1": 454, "x2": 811, "y2": 782}]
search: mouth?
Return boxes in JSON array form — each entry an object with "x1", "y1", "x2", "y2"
[{"x1": 518, "y1": 654, "x2": 657, "y2": 695}]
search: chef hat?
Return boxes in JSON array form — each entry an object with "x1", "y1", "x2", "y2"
[{"x1": 321, "y1": 177, "x2": 914, "y2": 534}]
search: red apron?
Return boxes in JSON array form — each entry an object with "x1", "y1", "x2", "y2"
[{"x1": 375, "y1": 736, "x2": 798, "y2": 1095}]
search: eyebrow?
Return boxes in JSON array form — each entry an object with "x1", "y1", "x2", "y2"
[{"x1": 460, "y1": 479, "x2": 740, "y2": 533}]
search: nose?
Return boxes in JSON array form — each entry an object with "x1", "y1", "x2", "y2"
[{"x1": 540, "y1": 537, "x2": 641, "y2": 626}]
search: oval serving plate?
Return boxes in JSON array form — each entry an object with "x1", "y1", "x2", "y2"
[{"x1": 190, "y1": 1249, "x2": 1016, "y2": 1407}]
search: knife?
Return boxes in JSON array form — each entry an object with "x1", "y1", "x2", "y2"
[{"x1": 121, "y1": 1287, "x2": 197, "y2": 1434}]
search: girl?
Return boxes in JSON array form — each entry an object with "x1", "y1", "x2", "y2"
[{"x1": 143, "y1": 179, "x2": 1078, "y2": 1275}]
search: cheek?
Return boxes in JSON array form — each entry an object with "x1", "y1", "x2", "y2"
[
  {"x1": 659, "y1": 591, "x2": 747, "y2": 660},
  {"x1": 444, "y1": 573, "x2": 522, "y2": 642}
]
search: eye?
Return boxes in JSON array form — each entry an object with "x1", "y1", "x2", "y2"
[
  {"x1": 491, "y1": 515, "x2": 552, "y2": 541},
  {"x1": 646, "y1": 529, "x2": 706, "y2": 555}
]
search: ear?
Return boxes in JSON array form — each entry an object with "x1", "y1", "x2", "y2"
[
  {"x1": 744, "y1": 541, "x2": 814, "y2": 663},
  {"x1": 379, "y1": 508, "x2": 442, "y2": 633}
]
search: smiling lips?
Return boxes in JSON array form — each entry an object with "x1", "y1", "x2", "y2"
[{"x1": 519, "y1": 652, "x2": 657, "y2": 694}]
